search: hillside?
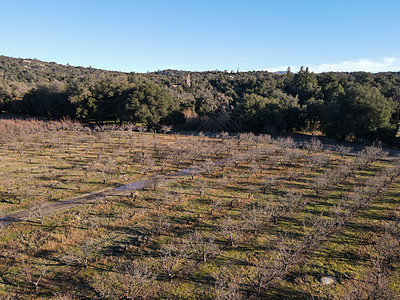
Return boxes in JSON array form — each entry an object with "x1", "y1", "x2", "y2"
[{"x1": 1, "y1": 55, "x2": 400, "y2": 144}]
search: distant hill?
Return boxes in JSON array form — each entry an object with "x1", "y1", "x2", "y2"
[{"x1": 0, "y1": 55, "x2": 121, "y2": 85}]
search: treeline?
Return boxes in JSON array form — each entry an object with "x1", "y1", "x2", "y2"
[{"x1": 1, "y1": 55, "x2": 400, "y2": 144}]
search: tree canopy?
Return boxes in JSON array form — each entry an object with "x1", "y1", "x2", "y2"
[{"x1": 1, "y1": 55, "x2": 400, "y2": 144}]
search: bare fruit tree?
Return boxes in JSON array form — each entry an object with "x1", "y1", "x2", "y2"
[
  {"x1": 159, "y1": 241, "x2": 191, "y2": 282},
  {"x1": 185, "y1": 231, "x2": 220, "y2": 263}
]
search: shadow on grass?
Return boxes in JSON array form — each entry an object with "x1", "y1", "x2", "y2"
[{"x1": 0, "y1": 191, "x2": 18, "y2": 204}]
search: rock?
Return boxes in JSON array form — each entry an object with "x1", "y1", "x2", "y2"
[{"x1": 319, "y1": 275, "x2": 336, "y2": 285}]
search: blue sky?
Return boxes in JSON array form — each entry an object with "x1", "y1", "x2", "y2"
[{"x1": 1, "y1": 0, "x2": 399, "y2": 73}]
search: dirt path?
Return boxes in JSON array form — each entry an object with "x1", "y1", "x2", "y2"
[{"x1": 0, "y1": 166, "x2": 205, "y2": 228}]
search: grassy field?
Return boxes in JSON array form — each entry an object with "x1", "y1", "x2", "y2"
[{"x1": 0, "y1": 118, "x2": 399, "y2": 299}]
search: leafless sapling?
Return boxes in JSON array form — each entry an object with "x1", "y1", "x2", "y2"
[
  {"x1": 22, "y1": 261, "x2": 48, "y2": 291},
  {"x1": 213, "y1": 265, "x2": 243, "y2": 300},
  {"x1": 186, "y1": 231, "x2": 220, "y2": 263},
  {"x1": 159, "y1": 240, "x2": 191, "y2": 282}
]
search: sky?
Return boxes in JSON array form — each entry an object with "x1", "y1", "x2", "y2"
[{"x1": 1, "y1": 0, "x2": 399, "y2": 73}]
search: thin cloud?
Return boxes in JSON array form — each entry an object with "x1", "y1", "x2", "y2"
[{"x1": 268, "y1": 57, "x2": 400, "y2": 73}]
